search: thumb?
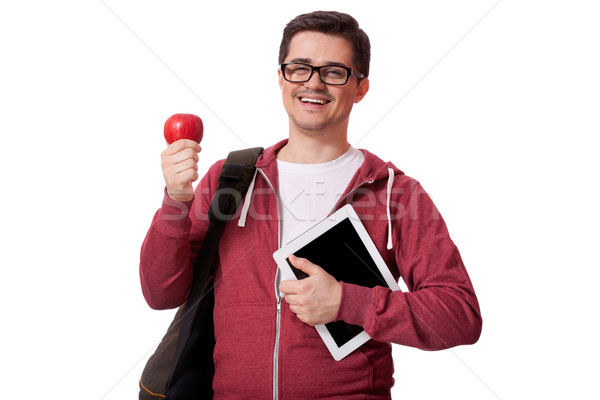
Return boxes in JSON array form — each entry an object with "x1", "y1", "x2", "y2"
[{"x1": 289, "y1": 254, "x2": 322, "y2": 276}]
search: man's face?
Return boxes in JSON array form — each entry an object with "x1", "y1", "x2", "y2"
[{"x1": 278, "y1": 31, "x2": 369, "y2": 137}]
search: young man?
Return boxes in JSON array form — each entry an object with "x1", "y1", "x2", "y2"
[{"x1": 140, "y1": 11, "x2": 482, "y2": 399}]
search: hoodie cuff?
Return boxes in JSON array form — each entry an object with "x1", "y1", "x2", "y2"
[
  {"x1": 334, "y1": 282, "x2": 379, "y2": 329},
  {"x1": 154, "y1": 188, "x2": 194, "y2": 235}
]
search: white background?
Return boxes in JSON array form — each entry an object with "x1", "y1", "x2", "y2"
[{"x1": 1, "y1": 1, "x2": 598, "y2": 399}]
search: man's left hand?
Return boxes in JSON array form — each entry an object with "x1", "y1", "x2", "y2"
[{"x1": 279, "y1": 254, "x2": 342, "y2": 326}]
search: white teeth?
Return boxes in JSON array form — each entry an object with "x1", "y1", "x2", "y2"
[{"x1": 301, "y1": 97, "x2": 326, "y2": 104}]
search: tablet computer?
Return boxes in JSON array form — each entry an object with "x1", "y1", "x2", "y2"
[{"x1": 273, "y1": 204, "x2": 401, "y2": 361}]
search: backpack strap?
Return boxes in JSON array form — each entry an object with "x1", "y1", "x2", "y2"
[
  {"x1": 208, "y1": 147, "x2": 264, "y2": 223},
  {"x1": 189, "y1": 146, "x2": 263, "y2": 305},
  {"x1": 167, "y1": 147, "x2": 263, "y2": 391}
]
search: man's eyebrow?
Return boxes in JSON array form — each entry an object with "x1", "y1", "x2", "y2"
[
  {"x1": 289, "y1": 57, "x2": 312, "y2": 64},
  {"x1": 322, "y1": 61, "x2": 350, "y2": 68},
  {"x1": 288, "y1": 58, "x2": 350, "y2": 68}
]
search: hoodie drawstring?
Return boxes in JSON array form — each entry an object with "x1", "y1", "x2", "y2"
[
  {"x1": 386, "y1": 167, "x2": 394, "y2": 250},
  {"x1": 238, "y1": 168, "x2": 258, "y2": 228}
]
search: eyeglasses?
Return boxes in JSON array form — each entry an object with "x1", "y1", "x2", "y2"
[{"x1": 280, "y1": 62, "x2": 365, "y2": 86}]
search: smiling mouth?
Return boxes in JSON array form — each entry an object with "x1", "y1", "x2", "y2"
[{"x1": 300, "y1": 97, "x2": 331, "y2": 105}]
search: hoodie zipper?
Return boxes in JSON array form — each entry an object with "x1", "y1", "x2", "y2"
[
  {"x1": 273, "y1": 296, "x2": 282, "y2": 399},
  {"x1": 257, "y1": 168, "x2": 283, "y2": 400}
]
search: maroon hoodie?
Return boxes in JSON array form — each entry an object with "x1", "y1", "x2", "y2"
[{"x1": 140, "y1": 139, "x2": 482, "y2": 399}]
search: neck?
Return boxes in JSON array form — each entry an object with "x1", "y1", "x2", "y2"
[{"x1": 277, "y1": 131, "x2": 350, "y2": 164}]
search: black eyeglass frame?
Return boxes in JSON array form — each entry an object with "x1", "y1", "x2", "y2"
[{"x1": 280, "y1": 62, "x2": 365, "y2": 86}]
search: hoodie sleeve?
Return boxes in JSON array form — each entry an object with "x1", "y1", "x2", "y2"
[
  {"x1": 335, "y1": 180, "x2": 482, "y2": 350},
  {"x1": 139, "y1": 161, "x2": 222, "y2": 310}
]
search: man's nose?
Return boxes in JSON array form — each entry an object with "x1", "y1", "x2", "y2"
[{"x1": 304, "y1": 69, "x2": 326, "y2": 89}]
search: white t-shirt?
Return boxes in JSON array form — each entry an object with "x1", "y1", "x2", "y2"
[{"x1": 277, "y1": 146, "x2": 364, "y2": 245}]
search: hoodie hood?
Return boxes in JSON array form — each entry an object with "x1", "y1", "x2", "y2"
[
  {"x1": 255, "y1": 138, "x2": 404, "y2": 182},
  {"x1": 241, "y1": 139, "x2": 405, "y2": 249}
]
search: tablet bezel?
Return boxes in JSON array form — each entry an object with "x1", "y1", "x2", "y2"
[{"x1": 273, "y1": 204, "x2": 400, "y2": 361}]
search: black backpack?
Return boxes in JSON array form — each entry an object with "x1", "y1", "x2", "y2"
[{"x1": 139, "y1": 147, "x2": 264, "y2": 400}]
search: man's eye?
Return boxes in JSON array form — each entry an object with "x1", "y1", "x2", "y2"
[
  {"x1": 291, "y1": 66, "x2": 311, "y2": 74},
  {"x1": 323, "y1": 68, "x2": 345, "y2": 79}
]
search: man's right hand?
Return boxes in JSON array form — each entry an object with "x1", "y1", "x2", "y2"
[{"x1": 161, "y1": 139, "x2": 201, "y2": 202}]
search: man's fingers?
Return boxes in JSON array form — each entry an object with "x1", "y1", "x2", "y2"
[
  {"x1": 169, "y1": 158, "x2": 199, "y2": 175},
  {"x1": 279, "y1": 279, "x2": 299, "y2": 295},
  {"x1": 162, "y1": 147, "x2": 200, "y2": 168},
  {"x1": 161, "y1": 138, "x2": 202, "y2": 202},
  {"x1": 175, "y1": 168, "x2": 199, "y2": 185},
  {"x1": 283, "y1": 293, "x2": 297, "y2": 305},
  {"x1": 162, "y1": 139, "x2": 201, "y2": 155},
  {"x1": 288, "y1": 254, "x2": 321, "y2": 276},
  {"x1": 170, "y1": 148, "x2": 200, "y2": 165}
]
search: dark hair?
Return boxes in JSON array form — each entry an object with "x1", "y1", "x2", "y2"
[{"x1": 279, "y1": 11, "x2": 371, "y2": 77}]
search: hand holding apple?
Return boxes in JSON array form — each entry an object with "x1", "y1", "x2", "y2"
[{"x1": 161, "y1": 114, "x2": 203, "y2": 202}]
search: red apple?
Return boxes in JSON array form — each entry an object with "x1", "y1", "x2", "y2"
[{"x1": 163, "y1": 113, "x2": 204, "y2": 144}]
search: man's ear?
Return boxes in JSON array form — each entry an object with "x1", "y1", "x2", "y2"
[
  {"x1": 278, "y1": 68, "x2": 284, "y2": 89},
  {"x1": 354, "y1": 78, "x2": 369, "y2": 103}
]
